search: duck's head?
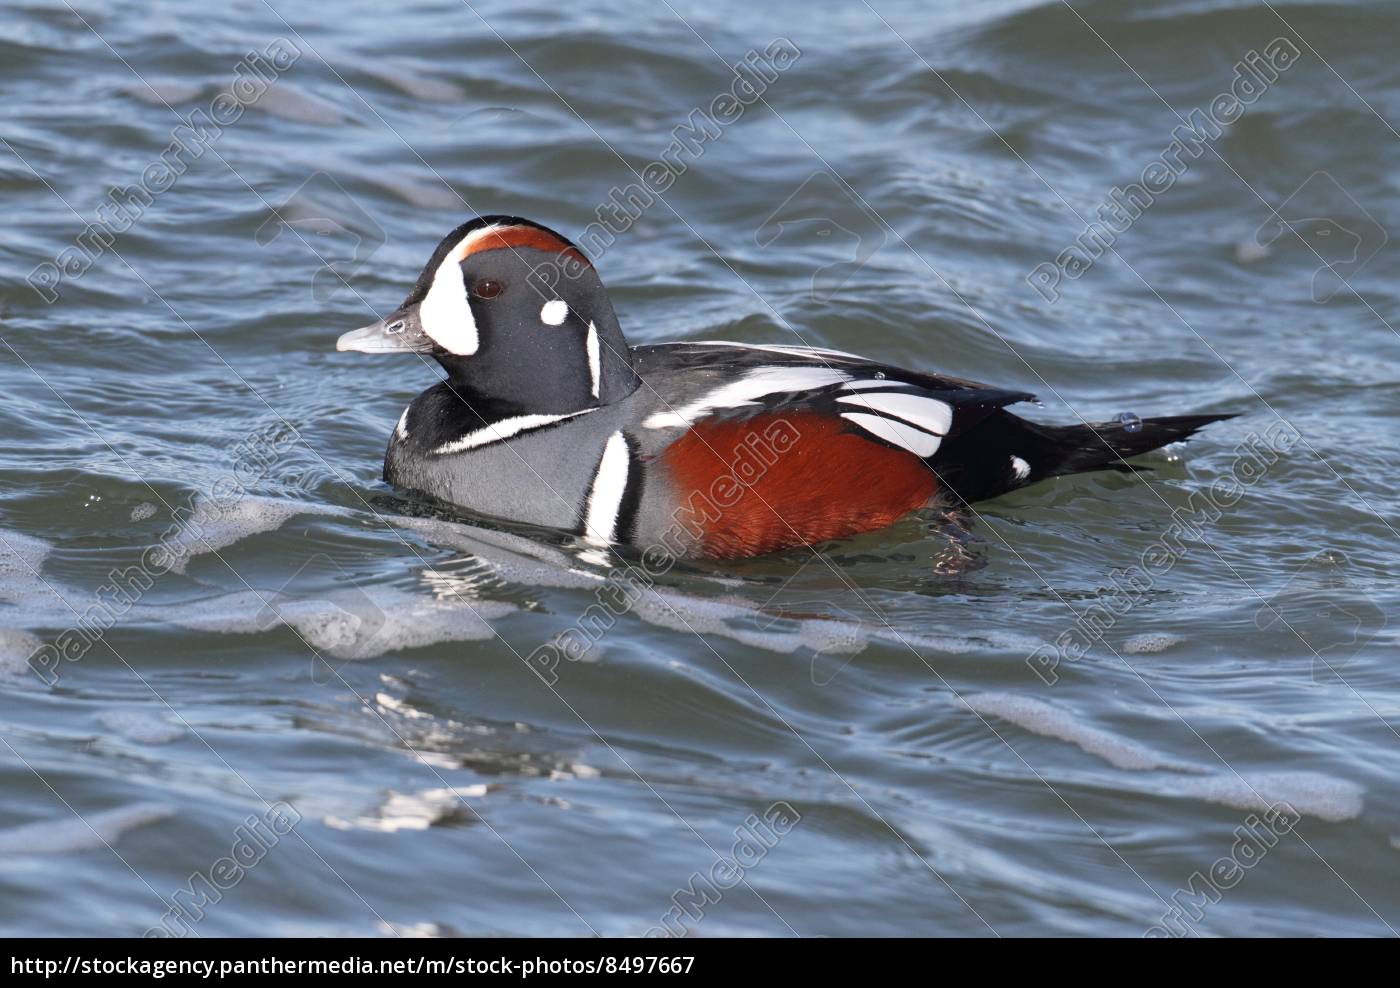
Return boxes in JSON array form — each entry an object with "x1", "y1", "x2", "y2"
[{"x1": 337, "y1": 215, "x2": 639, "y2": 413}]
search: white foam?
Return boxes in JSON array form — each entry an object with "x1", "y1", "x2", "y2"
[
  {"x1": 284, "y1": 591, "x2": 513, "y2": 660},
  {"x1": 0, "y1": 628, "x2": 42, "y2": 679},
  {"x1": 0, "y1": 802, "x2": 173, "y2": 854},
  {"x1": 399, "y1": 517, "x2": 606, "y2": 590},
  {"x1": 0, "y1": 530, "x2": 55, "y2": 606},
  {"x1": 166, "y1": 590, "x2": 274, "y2": 633},
  {"x1": 170, "y1": 587, "x2": 514, "y2": 660},
  {"x1": 1175, "y1": 771, "x2": 1363, "y2": 823},
  {"x1": 890, "y1": 629, "x2": 1041, "y2": 655},
  {"x1": 1124, "y1": 633, "x2": 1184, "y2": 654},
  {"x1": 799, "y1": 619, "x2": 868, "y2": 656},
  {"x1": 324, "y1": 786, "x2": 483, "y2": 833},
  {"x1": 129, "y1": 502, "x2": 157, "y2": 522},
  {"x1": 96, "y1": 710, "x2": 185, "y2": 745},
  {"x1": 158, "y1": 496, "x2": 342, "y2": 573},
  {"x1": 251, "y1": 84, "x2": 347, "y2": 125},
  {"x1": 962, "y1": 693, "x2": 1364, "y2": 823},
  {"x1": 963, "y1": 692, "x2": 1178, "y2": 771},
  {"x1": 633, "y1": 591, "x2": 804, "y2": 653}
]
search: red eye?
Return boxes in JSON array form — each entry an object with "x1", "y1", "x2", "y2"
[{"x1": 473, "y1": 279, "x2": 503, "y2": 300}]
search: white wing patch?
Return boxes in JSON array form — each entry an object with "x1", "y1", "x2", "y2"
[
  {"x1": 586, "y1": 321, "x2": 601, "y2": 398},
  {"x1": 835, "y1": 392, "x2": 952, "y2": 437},
  {"x1": 582, "y1": 431, "x2": 630, "y2": 546},
  {"x1": 841, "y1": 378, "x2": 915, "y2": 391},
  {"x1": 395, "y1": 408, "x2": 410, "y2": 441},
  {"x1": 834, "y1": 390, "x2": 953, "y2": 458},
  {"x1": 678, "y1": 340, "x2": 867, "y2": 362},
  {"x1": 1010, "y1": 455, "x2": 1031, "y2": 480},
  {"x1": 642, "y1": 366, "x2": 850, "y2": 429},
  {"x1": 838, "y1": 412, "x2": 943, "y2": 458},
  {"x1": 431, "y1": 409, "x2": 595, "y2": 455}
]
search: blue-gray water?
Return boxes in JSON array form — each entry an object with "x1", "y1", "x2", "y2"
[{"x1": 2, "y1": 0, "x2": 1397, "y2": 937}]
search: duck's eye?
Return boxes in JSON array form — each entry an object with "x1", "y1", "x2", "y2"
[{"x1": 472, "y1": 279, "x2": 504, "y2": 300}]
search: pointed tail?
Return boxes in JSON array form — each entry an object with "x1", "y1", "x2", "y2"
[
  {"x1": 1036, "y1": 413, "x2": 1239, "y2": 478},
  {"x1": 935, "y1": 410, "x2": 1237, "y2": 503}
]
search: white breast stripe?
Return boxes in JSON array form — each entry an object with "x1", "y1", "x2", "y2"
[
  {"x1": 583, "y1": 431, "x2": 630, "y2": 546},
  {"x1": 642, "y1": 366, "x2": 850, "y2": 429},
  {"x1": 1010, "y1": 455, "x2": 1031, "y2": 480},
  {"x1": 835, "y1": 392, "x2": 953, "y2": 437},
  {"x1": 840, "y1": 412, "x2": 942, "y2": 458},
  {"x1": 418, "y1": 224, "x2": 505, "y2": 355},
  {"x1": 431, "y1": 409, "x2": 595, "y2": 455},
  {"x1": 586, "y1": 321, "x2": 601, "y2": 398}
]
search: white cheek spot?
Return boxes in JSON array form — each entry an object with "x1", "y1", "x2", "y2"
[
  {"x1": 1010, "y1": 455, "x2": 1030, "y2": 480},
  {"x1": 540, "y1": 299, "x2": 568, "y2": 326}
]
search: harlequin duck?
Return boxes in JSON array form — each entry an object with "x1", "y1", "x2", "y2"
[{"x1": 337, "y1": 215, "x2": 1232, "y2": 560}]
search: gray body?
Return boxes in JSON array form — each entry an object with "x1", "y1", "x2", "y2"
[{"x1": 385, "y1": 345, "x2": 733, "y2": 554}]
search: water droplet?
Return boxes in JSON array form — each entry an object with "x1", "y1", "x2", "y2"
[
  {"x1": 874, "y1": 371, "x2": 886, "y2": 379},
  {"x1": 1118, "y1": 412, "x2": 1142, "y2": 433}
]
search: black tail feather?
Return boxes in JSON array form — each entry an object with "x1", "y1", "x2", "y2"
[
  {"x1": 934, "y1": 411, "x2": 1237, "y2": 503},
  {"x1": 1037, "y1": 413, "x2": 1239, "y2": 478}
]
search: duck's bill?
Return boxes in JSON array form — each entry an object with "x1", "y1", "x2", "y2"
[{"x1": 336, "y1": 306, "x2": 434, "y2": 354}]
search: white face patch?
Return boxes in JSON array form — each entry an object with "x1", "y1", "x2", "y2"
[
  {"x1": 540, "y1": 299, "x2": 568, "y2": 326},
  {"x1": 417, "y1": 224, "x2": 504, "y2": 356}
]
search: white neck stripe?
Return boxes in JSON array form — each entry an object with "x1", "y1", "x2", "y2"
[
  {"x1": 430, "y1": 409, "x2": 595, "y2": 455},
  {"x1": 586, "y1": 321, "x2": 601, "y2": 399}
]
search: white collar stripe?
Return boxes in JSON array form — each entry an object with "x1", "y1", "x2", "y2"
[{"x1": 582, "y1": 431, "x2": 630, "y2": 546}]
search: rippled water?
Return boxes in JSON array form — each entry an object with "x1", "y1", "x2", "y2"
[{"x1": 2, "y1": 0, "x2": 1398, "y2": 937}]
